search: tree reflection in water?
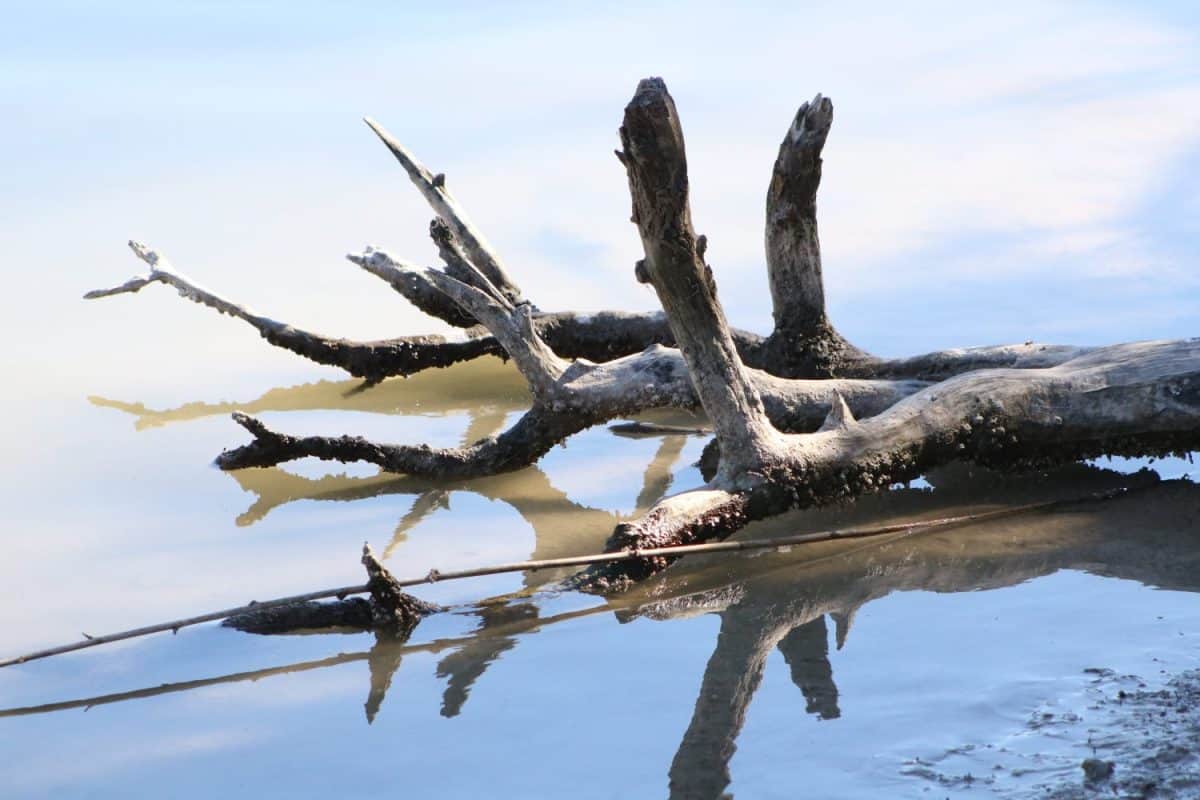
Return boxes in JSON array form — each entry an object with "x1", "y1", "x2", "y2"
[{"x1": 46, "y1": 368, "x2": 1199, "y2": 798}]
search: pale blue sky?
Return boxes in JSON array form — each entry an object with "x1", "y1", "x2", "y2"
[{"x1": 2, "y1": 1, "x2": 1199, "y2": 394}]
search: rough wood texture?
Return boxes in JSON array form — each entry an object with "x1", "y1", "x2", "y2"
[
  {"x1": 583, "y1": 78, "x2": 1200, "y2": 586},
  {"x1": 88, "y1": 105, "x2": 1100, "y2": 386},
  {"x1": 759, "y1": 93, "x2": 869, "y2": 376},
  {"x1": 217, "y1": 344, "x2": 924, "y2": 474},
  {"x1": 765, "y1": 93, "x2": 832, "y2": 335},
  {"x1": 361, "y1": 544, "x2": 438, "y2": 634},
  {"x1": 619, "y1": 78, "x2": 783, "y2": 479},
  {"x1": 363, "y1": 117, "x2": 525, "y2": 307},
  {"x1": 600, "y1": 343, "x2": 1200, "y2": 587},
  {"x1": 86, "y1": 76, "x2": 1200, "y2": 600}
]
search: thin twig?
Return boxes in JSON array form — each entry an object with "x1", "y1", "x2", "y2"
[
  {"x1": 0, "y1": 584, "x2": 367, "y2": 669},
  {"x1": 0, "y1": 493, "x2": 1103, "y2": 670},
  {"x1": 0, "y1": 604, "x2": 609, "y2": 719}
]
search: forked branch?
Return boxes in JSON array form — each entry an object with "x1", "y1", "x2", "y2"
[
  {"x1": 619, "y1": 77, "x2": 783, "y2": 479},
  {"x1": 584, "y1": 78, "x2": 1200, "y2": 587},
  {"x1": 82, "y1": 76, "x2": 1200, "y2": 601},
  {"x1": 88, "y1": 106, "x2": 1097, "y2": 385},
  {"x1": 363, "y1": 117, "x2": 526, "y2": 306},
  {"x1": 86, "y1": 241, "x2": 500, "y2": 381}
]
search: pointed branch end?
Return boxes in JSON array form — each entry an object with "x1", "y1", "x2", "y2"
[
  {"x1": 634, "y1": 76, "x2": 668, "y2": 98},
  {"x1": 83, "y1": 275, "x2": 152, "y2": 300},
  {"x1": 361, "y1": 542, "x2": 439, "y2": 633},
  {"x1": 230, "y1": 411, "x2": 273, "y2": 438},
  {"x1": 361, "y1": 542, "x2": 383, "y2": 572},
  {"x1": 345, "y1": 245, "x2": 396, "y2": 273},
  {"x1": 831, "y1": 606, "x2": 856, "y2": 650},
  {"x1": 127, "y1": 240, "x2": 160, "y2": 268},
  {"x1": 85, "y1": 240, "x2": 168, "y2": 299},
  {"x1": 789, "y1": 93, "x2": 834, "y2": 145},
  {"x1": 362, "y1": 116, "x2": 416, "y2": 166},
  {"x1": 817, "y1": 392, "x2": 856, "y2": 433}
]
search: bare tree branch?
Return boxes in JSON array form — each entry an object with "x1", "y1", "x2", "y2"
[
  {"x1": 584, "y1": 78, "x2": 1200, "y2": 586},
  {"x1": 82, "y1": 77, "x2": 1200, "y2": 607},
  {"x1": 765, "y1": 93, "x2": 832, "y2": 335},
  {"x1": 619, "y1": 77, "x2": 784, "y2": 479},
  {"x1": 346, "y1": 246, "x2": 477, "y2": 328},
  {"x1": 214, "y1": 341, "x2": 926, "y2": 474},
  {"x1": 759, "y1": 93, "x2": 869, "y2": 376},
  {"x1": 85, "y1": 241, "x2": 502, "y2": 381},
  {"x1": 363, "y1": 116, "x2": 525, "y2": 306}
]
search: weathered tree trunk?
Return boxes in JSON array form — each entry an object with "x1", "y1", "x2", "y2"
[
  {"x1": 619, "y1": 78, "x2": 785, "y2": 479},
  {"x1": 758, "y1": 93, "x2": 869, "y2": 377},
  {"x1": 86, "y1": 76, "x2": 1200, "y2": 595},
  {"x1": 576, "y1": 78, "x2": 1200, "y2": 589}
]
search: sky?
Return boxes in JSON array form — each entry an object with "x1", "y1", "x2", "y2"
[{"x1": 3, "y1": 0, "x2": 1200, "y2": 402}]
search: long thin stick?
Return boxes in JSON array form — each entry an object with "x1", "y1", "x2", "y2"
[
  {"x1": 0, "y1": 496, "x2": 1080, "y2": 669},
  {"x1": 0, "y1": 584, "x2": 368, "y2": 669},
  {"x1": 0, "y1": 603, "x2": 610, "y2": 719}
]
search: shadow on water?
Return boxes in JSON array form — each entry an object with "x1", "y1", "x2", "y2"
[{"x1": 62, "y1": 362, "x2": 1200, "y2": 796}]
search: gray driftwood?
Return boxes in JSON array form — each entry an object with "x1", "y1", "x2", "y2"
[
  {"x1": 579, "y1": 78, "x2": 1200, "y2": 588},
  {"x1": 86, "y1": 78, "x2": 1200, "y2": 588},
  {"x1": 87, "y1": 87, "x2": 1089, "y2": 386}
]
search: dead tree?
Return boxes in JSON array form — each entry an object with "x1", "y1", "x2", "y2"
[
  {"x1": 86, "y1": 105, "x2": 1084, "y2": 385},
  {"x1": 87, "y1": 78, "x2": 1200, "y2": 588}
]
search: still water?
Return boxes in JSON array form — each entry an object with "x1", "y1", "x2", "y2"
[{"x1": 0, "y1": 356, "x2": 1198, "y2": 798}]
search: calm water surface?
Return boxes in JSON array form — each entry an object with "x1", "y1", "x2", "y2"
[{"x1": 0, "y1": 356, "x2": 1197, "y2": 798}]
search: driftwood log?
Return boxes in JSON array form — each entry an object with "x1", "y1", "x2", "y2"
[{"x1": 87, "y1": 77, "x2": 1200, "y2": 588}]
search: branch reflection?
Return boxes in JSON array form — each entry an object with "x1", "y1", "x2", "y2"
[
  {"x1": 4, "y1": 469, "x2": 1196, "y2": 799},
  {"x1": 68, "y1": 364, "x2": 1200, "y2": 798},
  {"x1": 89, "y1": 356, "x2": 531, "y2": 431}
]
